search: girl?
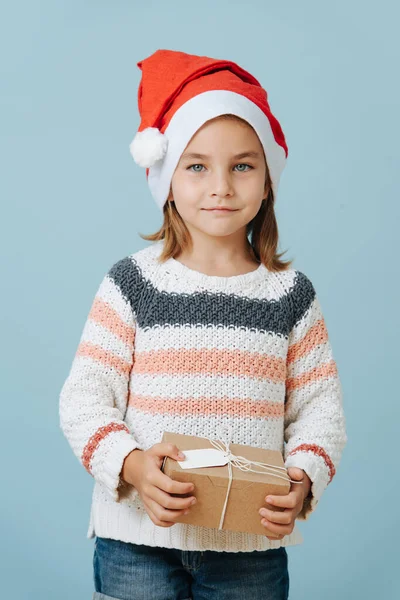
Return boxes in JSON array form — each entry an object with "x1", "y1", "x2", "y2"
[{"x1": 59, "y1": 49, "x2": 347, "y2": 600}]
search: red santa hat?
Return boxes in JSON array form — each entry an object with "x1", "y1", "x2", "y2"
[{"x1": 129, "y1": 49, "x2": 288, "y2": 212}]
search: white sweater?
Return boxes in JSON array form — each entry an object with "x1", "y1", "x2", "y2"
[{"x1": 59, "y1": 240, "x2": 347, "y2": 552}]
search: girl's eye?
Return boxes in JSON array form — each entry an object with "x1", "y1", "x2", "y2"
[
  {"x1": 187, "y1": 164, "x2": 205, "y2": 172},
  {"x1": 234, "y1": 163, "x2": 252, "y2": 172},
  {"x1": 187, "y1": 163, "x2": 253, "y2": 172}
]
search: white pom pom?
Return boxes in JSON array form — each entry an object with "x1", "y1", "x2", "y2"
[{"x1": 129, "y1": 127, "x2": 168, "y2": 168}]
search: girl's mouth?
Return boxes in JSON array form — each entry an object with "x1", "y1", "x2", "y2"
[{"x1": 203, "y1": 208, "x2": 238, "y2": 212}]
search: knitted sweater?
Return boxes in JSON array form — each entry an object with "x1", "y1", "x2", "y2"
[{"x1": 59, "y1": 240, "x2": 347, "y2": 553}]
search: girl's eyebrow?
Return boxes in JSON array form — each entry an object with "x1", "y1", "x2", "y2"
[{"x1": 181, "y1": 151, "x2": 262, "y2": 161}]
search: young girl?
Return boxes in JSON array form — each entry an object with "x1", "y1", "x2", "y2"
[{"x1": 59, "y1": 49, "x2": 347, "y2": 600}]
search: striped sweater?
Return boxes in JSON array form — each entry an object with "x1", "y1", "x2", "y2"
[{"x1": 59, "y1": 239, "x2": 347, "y2": 553}]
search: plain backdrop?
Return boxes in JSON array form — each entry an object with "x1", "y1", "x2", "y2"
[{"x1": 1, "y1": 1, "x2": 399, "y2": 598}]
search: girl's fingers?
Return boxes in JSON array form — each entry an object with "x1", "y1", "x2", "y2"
[
  {"x1": 144, "y1": 503, "x2": 174, "y2": 528},
  {"x1": 264, "y1": 528, "x2": 283, "y2": 540},
  {"x1": 266, "y1": 492, "x2": 297, "y2": 509},
  {"x1": 260, "y1": 508, "x2": 292, "y2": 525},
  {"x1": 146, "y1": 496, "x2": 190, "y2": 525},
  {"x1": 261, "y1": 518, "x2": 291, "y2": 536},
  {"x1": 152, "y1": 468, "x2": 195, "y2": 496},
  {"x1": 265, "y1": 532, "x2": 284, "y2": 539},
  {"x1": 260, "y1": 518, "x2": 281, "y2": 538},
  {"x1": 149, "y1": 484, "x2": 196, "y2": 512}
]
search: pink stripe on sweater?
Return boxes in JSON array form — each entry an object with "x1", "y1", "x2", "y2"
[
  {"x1": 287, "y1": 443, "x2": 336, "y2": 482},
  {"x1": 89, "y1": 297, "x2": 135, "y2": 346},
  {"x1": 132, "y1": 348, "x2": 286, "y2": 381},
  {"x1": 287, "y1": 319, "x2": 328, "y2": 363},
  {"x1": 82, "y1": 422, "x2": 130, "y2": 474},
  {"x1": 128, "y1": 393, "x2": 284, "y2": 418},
  {"x1": 76, "y1": 341, "x2": 131, "y2": 378},
  {"x1": 286, "y1": 360, "x2": 338, "y2": 392}
]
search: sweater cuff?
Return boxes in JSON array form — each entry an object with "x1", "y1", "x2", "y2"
[
  {"x1": 98, "y1": 433, "x2": 142, "y2": 503},
  {"x1": 284, "y1": 451, "x2": 330, "y2": 520}
]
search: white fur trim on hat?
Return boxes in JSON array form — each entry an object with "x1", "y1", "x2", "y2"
[
  {"x1": 147, "y1": 90, "x2": 287, "y2": 212},
  {"x1": 129, "y1": 127, "x2": 168, "y2": 168}
]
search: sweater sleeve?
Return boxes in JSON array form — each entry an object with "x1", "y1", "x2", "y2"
[
  {"x1": 59, "y1": 257, "x2": 143, "y2": 503},
  {"x1": 283, "y1": 271, "x2": 347, "y2": 520}
]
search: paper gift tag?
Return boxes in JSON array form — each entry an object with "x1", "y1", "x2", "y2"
[{"x1": 178, "y1": 448, "x2": 228, "y2": 469}]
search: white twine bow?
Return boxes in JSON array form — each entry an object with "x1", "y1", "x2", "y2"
[{"x1": 206, "y1": 425, "x2": 301, "y2": 531}]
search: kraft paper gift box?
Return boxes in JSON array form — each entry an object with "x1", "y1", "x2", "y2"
[{"x1": 161, "y1": 431, "x2": 291, "y2": 536}]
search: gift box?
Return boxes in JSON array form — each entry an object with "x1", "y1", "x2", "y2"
[{"x1": 161, "y1": 430, "x2": 291, "y2": 536}]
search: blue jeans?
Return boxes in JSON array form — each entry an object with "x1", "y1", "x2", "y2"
[{"x1": 93, "y1": 536, "x2": 289, "y2": 600}]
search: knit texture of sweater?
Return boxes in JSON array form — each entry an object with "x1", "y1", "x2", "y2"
[{"x1": 59, "y1": 240, "x2": 347, "y2": 552}]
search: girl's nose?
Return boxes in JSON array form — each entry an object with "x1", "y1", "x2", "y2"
[{"x1": 209, "y1": 173, "x2": 234, "y2": 198}]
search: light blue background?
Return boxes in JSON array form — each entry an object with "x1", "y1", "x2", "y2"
[{"x1": 1, "y1": 1, "x2": 398, "y2": 598}]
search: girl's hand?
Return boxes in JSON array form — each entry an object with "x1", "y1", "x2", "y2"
[
  {"x1": 121, "y1": 443, "x2": 197, "y2": 528},
  {"x1": 259, "y1": 468, "x2": 312, "y2": 540}
]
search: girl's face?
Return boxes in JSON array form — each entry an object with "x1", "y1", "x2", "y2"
[{"x1": 168, "y1": 117, "x2": 268, "y2": 243}]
